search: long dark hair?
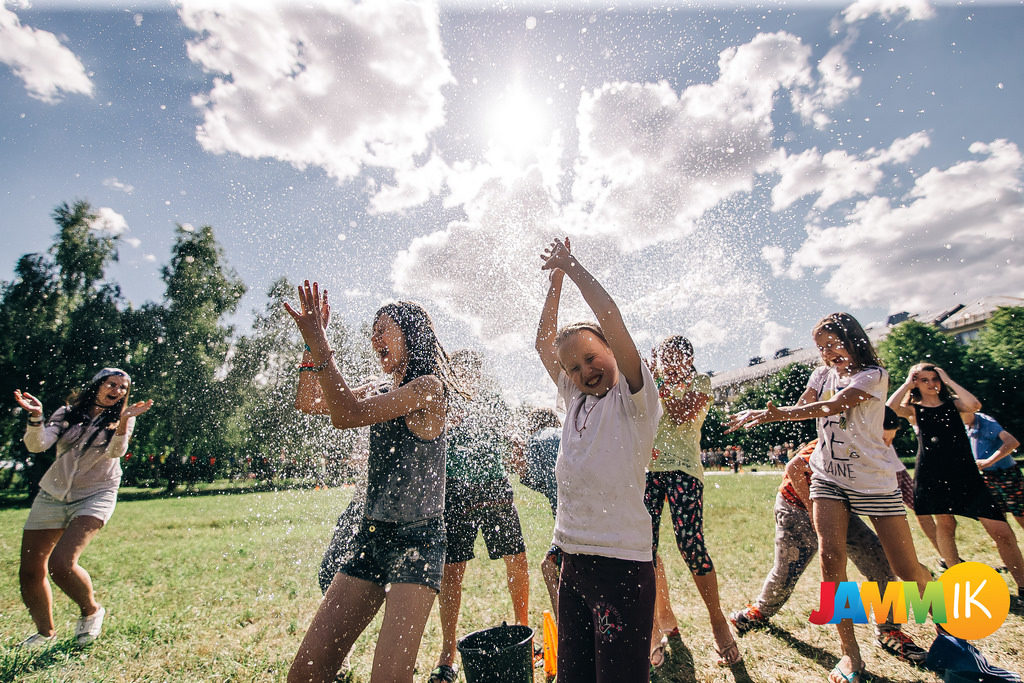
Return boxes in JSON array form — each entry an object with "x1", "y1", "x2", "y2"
[
  {"x1": 374, "y1": 301, "x2": 463, "y2": 398},
  {"x1": 812, "y1": 312, "x2": 881, "y2": 370}
]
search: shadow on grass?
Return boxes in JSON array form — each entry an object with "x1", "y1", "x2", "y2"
[
  {"x1": 0, "y1": 638, "x2": 83, "y2": 680},
  {"x1": 763, "y1": 624, "x2": 907, "y2": 683},
  {"x1": 652, "y1": 633, "x2": 757, "y2": 683}
]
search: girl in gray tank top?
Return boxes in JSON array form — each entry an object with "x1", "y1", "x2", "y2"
[{"x1": 286, "y1": 285, "x2": 461, "y2": 683}]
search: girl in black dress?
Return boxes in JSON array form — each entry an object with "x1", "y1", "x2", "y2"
[{"x1": 888, "y1": 363, "x2": 1024, "y2": 595}]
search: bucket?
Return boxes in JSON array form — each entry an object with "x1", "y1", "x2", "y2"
[{"x1": 457, "y1": 622, "x2": 535, "y2": 683}]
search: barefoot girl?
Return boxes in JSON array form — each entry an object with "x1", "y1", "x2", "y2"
[
  {"x1": 535, "y1": 238, "x2": 663, "y2": 682},
  {"x1": 887, "y1": 364, "x2": 1024, "y2": 598},
  {"x1": 645, "y1": 336, "x2": 741, "y2": 669},
  {"x1": 285, "y1": 282, "x2": 459, "y2": 683},
  {"x1": 727, "y1": 313, "x2": 932, "y2": 683},
  {"x1": 14, "y1": 368, "x2": 152, "y2": 648}
]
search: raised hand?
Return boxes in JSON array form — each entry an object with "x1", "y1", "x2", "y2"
[
  {"x1": 13, "y1": 390, "x2": 43, "y2": 417},
  {"x1": 283, "y1": 280, "x2": 331, "y2": 349},
  {"x1": 540, "y1": 237, "x2": 573, "y2": 273},
  {"x1": 121, "y1": 399, "x2": 154, "y2": 419}
]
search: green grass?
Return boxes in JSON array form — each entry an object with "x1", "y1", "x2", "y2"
[{"x1": 1, "y1": 475, "x2": 1021, "y2": 681}]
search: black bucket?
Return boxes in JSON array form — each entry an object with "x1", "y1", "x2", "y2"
[{"x1": 457, "y1": 623, "x2": 535, "y2": 683}]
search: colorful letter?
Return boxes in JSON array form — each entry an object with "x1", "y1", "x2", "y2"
[
  {"x1": 809, "y1": 582, "x2": 836, "y2": 625},
  {"x1": 860, "y1": 581, "x2": 906, "y2": 625},
  {"x1": 830, "y1": 582, "x2": 868, "y2": 624},
  {"x1": 905, "y1": 581, "x2": 946, "y2": 624}
]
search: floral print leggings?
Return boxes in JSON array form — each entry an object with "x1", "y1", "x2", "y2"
[{"x1": 644, "y1": 470, "x2": 714, "y2": 576}]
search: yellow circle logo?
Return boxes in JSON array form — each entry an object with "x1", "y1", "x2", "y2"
[{"x1": 938, "y1": 562, "x2": 1010, "y2": 640}]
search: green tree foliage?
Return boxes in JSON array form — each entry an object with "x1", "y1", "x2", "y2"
[
  {"x1": 966, "y1": 307, "x2": 1024, "y2": 438},
  {"x1": 0, "y1": 201, "x2": 125, "y2": 494},
  {"x1": 715, "y1": 363, "x2": 817, "y2": 460},
  {"x1": 876, "y1": 320, "x2": 966, "y2": 387},
  {"x1": 220, "y1": 278, "x2": 372, "y2": 487},
  {"x1": 129, "y1": 225, "x2": 245, "y2": 491}
]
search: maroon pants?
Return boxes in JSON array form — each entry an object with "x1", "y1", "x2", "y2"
[{"x1": 557, "y1": 552, "x2": 655, "y2": 683}]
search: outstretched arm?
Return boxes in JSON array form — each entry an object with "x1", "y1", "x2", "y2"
[
  {"x1": 535, "y1": 268, "x2": 565, "y2": 386},
  {"x1": 541, "y1": 238, "x2": 643, "y2": 393},
  {"x1": 725, "y1": 385, "x2": 870, "y2": 433}
]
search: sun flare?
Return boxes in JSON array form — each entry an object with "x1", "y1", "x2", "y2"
[{"x1": 486, "y1": 85, "x2": 548, "y2": 159}]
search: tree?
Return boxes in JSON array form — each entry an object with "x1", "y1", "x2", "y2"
[
  {"x1": 132, "y1": 225, "x2": 245, "y2": 491},
  {"x1": 710, "y1": 363, "x2": 816, "y2": 458},
  {"x1": 222, "y1": 277, "x2": 371, "y2": 487},
  {"x1": 876, "y1": 320, "x2": 966, "y2": 387},
  {"x1": 0, "y1": 200, "x2": 127, "y2": 494},
  {"x1": 967, "y1": 307, "x2": 1024, "y2": 438}
]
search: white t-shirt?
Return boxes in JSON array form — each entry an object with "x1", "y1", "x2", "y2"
[
  {"x1": 807, "y1": 365, "x2": 900, "y2": 494},
  {"x1": 554, "y1": 362, "x2": 663, "y2": 562}
]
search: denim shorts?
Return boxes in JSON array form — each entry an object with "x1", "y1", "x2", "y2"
[
  {"x1": 25, "y1": 488, "x2": 118, "y2": 530},
  {"x1": 338, "y1": 516, "x2": 446, "y2": 592}
]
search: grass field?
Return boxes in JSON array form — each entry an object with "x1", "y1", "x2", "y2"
[{"x1": 1, "y1": 473, "x2": 1021, "y2": 682}]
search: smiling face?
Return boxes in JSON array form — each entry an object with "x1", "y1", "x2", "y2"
[
  {"x1": 371, "y1": 314, "x2": 408, "y2": 378},
  {"x1": 557, "y1": 330, "x2": 618, "y2": 397},
  {"x1": 814, "y1": 330, "x2": 857, "y2": 374},
  {"x1": 95, "y1": 375, "x2": 130, "y2": 408}
]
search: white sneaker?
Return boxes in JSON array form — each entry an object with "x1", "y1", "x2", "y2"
[
  {"x1": 17, "y1": 632, "x2": 55, "y2": 649},
  {"x1": 75, "y1": 606, "x2": 105, "y2": 645}
]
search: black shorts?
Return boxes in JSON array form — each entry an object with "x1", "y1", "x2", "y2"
[
  {"x1": 338, "y1": 516, "x2": 446, "y2": 592},
  {"x1": 445, "y1": 500, "x2": 527, "y2": 563}
]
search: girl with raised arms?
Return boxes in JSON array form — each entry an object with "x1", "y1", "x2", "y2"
[
  {"x1": 535, "y1": 238, "x2": 663, "y2": 683},
  {"x1": 285, "y1": 282, "x2": 460, "y2": 683},
  {"x1": 727, "y1": 313, "x2": 932, "y2": 683}
]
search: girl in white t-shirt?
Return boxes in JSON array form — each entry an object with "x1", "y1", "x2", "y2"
[
  {"x1": 535, "y1": 237, "x2": 663, "y2": 683},
  {"x1": 727, "y1": 313, "x2": 932, "y2": 683}
]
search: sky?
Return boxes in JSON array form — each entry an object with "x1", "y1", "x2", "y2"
[{"x1": 1, "y1": 0, "x2": 1022, "y2": 405}]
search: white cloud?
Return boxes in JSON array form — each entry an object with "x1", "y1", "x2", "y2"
[
  {"x1": 369, "y1": 153, "x2": 450, "y2": 214},
  {"x1": 102, "y1": 177, "x2": 135, "y2": 194},
  {"x1": 789, "y1": 139, "x2": 1024, "y2": 312},
  {"x1": 0, "y1": 3, "x2": 93, "y2": 103},
  {"x1": 390, "y1": 28, "x2": 869, "y2": 361},
  {"x1": 569, "y1": 32, "x2": 814, "y2": 250},
  {"x1": 88, "y1": 207, "x2": 129, "y2": 235},
  {"x1": 759, "y1": 321, "x2": 794, "y2": 358},
  {"x1": 122, "y1": 236, "x2": 141, "y2": 248},
  {"x1": 143, "y1": 253, "x2": 156, "y2": 262},
  {"x1": 768, "y1": 132, "x2": 930, "y2": 211},
  {"x1": 181, "y1": 1, "x2": 453, "y2": 184},
  {"x1": 842, "y1": 0, "x2": 935, "y2": 24}
]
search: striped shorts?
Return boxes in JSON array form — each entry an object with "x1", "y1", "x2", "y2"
[{"x1": 809, "y1": 478, "x2": 906, "y2": 517}]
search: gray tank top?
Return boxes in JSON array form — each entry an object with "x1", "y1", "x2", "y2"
[{"x1": 365, "y1": 401, "x2": 446, "y2": 523}]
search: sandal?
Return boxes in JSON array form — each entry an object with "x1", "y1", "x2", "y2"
[
  {"x1": 715, "y1": 637, "x2": 742, "y2": 667},
  {"x1": 828, "y1": 661, "x2": 865, "y2": 683},
  {"x1": 428, "y1": 664, "x2": 458, "y2": 683},
  {"x1": 650, "y1": 634, "x2": 668, "y2": 668}
]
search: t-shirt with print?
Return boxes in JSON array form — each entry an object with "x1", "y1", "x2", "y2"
[
  {"x1": 806, "y1": 365, "x2": 899, "y2": 494},
  {"x1": 969, "y1": 412, "x2": 1014, "y2": 471},
  {"x1": 554, "y1": 362, "x2": 663, "y2": 562},
  {"x1": 649, "y1": 373, "x2": 712, "y2": 481}
]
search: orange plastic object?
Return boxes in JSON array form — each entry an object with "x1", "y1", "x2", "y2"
[{"x1": 542, "y1": 610, "x2": 558, "y2": 677}]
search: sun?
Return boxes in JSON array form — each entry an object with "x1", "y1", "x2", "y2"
[{"x1": 486, "y1": 84, "x2": 548, "y2": 160}]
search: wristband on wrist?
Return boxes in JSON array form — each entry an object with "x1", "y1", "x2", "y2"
[
  {"x1": 310, "y1": 349, "x2": 335, "y2": 372},
  {"x1": 27, "y1": 415, "x2": 43, "y2": 425},
  {"x1": 304, "y1": 343, "x2": 311, "y2": 352}
]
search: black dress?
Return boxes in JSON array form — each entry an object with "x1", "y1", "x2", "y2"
[{"x1": 912, "y1": 400, "x2": 1004, "y2": 520}]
